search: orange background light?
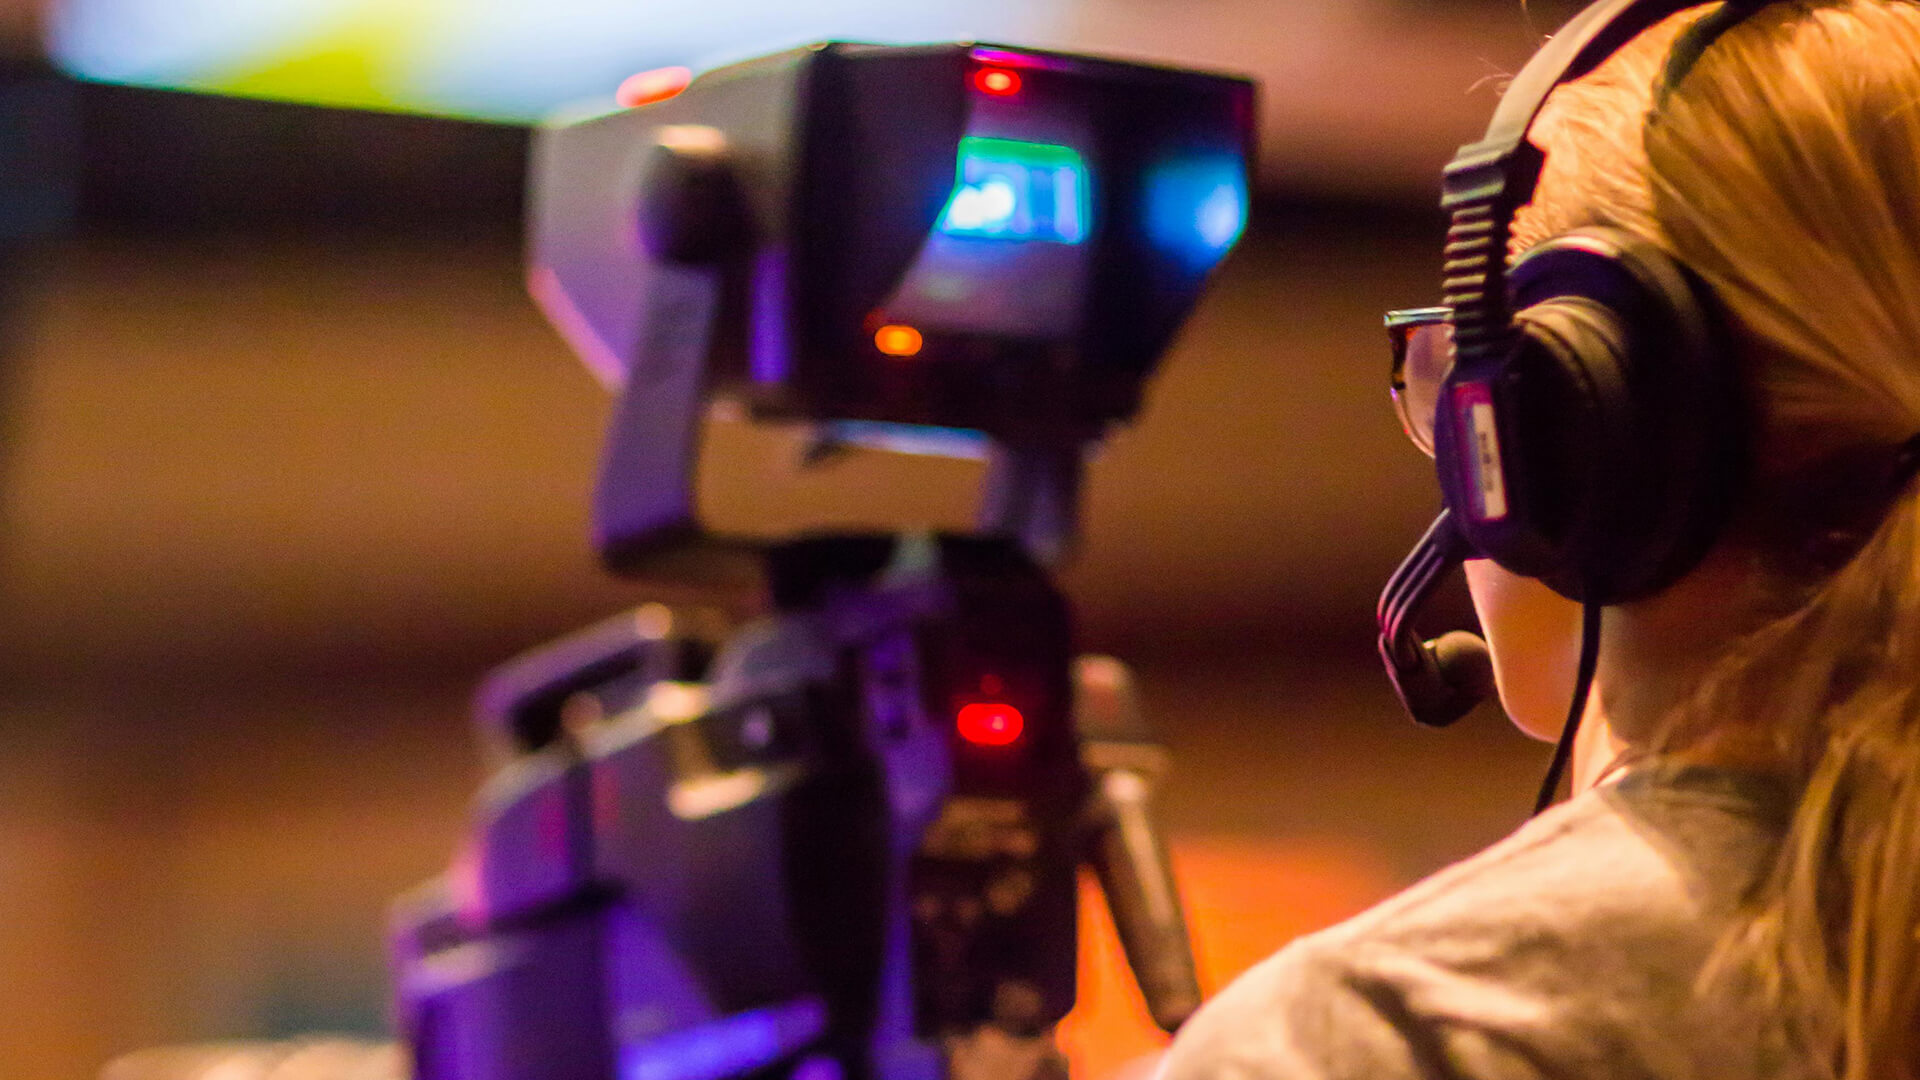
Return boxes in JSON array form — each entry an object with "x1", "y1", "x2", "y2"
[{"x1": 874, "y1": 324, "x2": 924, "y2": 357}]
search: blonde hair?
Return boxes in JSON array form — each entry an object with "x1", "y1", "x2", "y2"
[{"x1": 1515, "y1": 3, "x2": 1920, "y2": 1078}]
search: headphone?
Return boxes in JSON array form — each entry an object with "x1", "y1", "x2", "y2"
[
  {"x1": 1435, "y1": 0, "x2": 1767, "y2": 605},
  {"x1": 1380, "y1": 0, "x2": 1780, "y2": 807}
]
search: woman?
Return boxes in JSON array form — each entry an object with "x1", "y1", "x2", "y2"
[{"x1": 1160, "y1": 3, "x2": 1920, "y2": 1078}]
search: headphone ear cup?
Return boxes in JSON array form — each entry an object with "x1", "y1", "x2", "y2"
[
  {"x1": 1438, "y1": 227, "x2": 1744, "y2": 604},
  {"x1": 1501, "y1": 297, "x2": 1636, "y2": 592}
]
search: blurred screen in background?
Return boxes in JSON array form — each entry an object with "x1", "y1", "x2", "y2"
[
  {"x1": 44, "y1": 0, "x2": 1588, "y2": 198},
  {"x1": 48, "y1": 0, "x2": 1074, "y2": 120}
]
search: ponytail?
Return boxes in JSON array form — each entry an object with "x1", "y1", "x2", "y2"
[{"x1": 1693, "y1": 481, "x2": 1920, "y2": 1079}]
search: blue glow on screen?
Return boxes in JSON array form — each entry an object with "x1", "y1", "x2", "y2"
[
  {"x1": 937, "y1": 137, "x2": 1088, "y2": 244},
  {"x1": 1145, "y1": 154, "x2": 1248, "y2": 271}
]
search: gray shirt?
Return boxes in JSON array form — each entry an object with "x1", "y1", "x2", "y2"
[{"x1": 1158, "y1": 766, "x2": 1801, "y2": 1080}]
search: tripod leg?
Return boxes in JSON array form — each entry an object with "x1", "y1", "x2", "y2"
[{"x1": 1074, "y1": 656, "x2": 1203, "y2": 1034}]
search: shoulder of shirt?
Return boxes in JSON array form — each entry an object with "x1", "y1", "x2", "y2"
[
  {"x1": 1322, "y1": 783, "x2": 1685, "y2": 948},
  {"x1": 1320, "y1": 765, "x2": 1790, "y2": 950},
  {"x1": 1156, "y1": 773, "x2": 1789, "y2": 1080},
  {"x1": 1157, "y1": 921, "x2": 1432, "y2": 1080},
  {"x1": 1158, "y1": 791, "x2": 1677, "y2": 1080}
]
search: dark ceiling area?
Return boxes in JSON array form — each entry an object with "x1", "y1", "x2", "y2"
[{"x1": 74, "y1": 83, "x2": 527, "y2": 237}]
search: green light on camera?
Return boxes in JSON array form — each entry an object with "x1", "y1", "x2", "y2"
[{"x1": 937, "y1": 136, "x2": 1089, "y2": 243}]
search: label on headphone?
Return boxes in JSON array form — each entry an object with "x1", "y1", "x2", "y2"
[{"x1": 1453, "y1": 381, "x2": 1509, "y2": 522}]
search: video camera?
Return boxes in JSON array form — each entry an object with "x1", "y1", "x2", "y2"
[{"x1": 391, "y1": 42, "x2": 1254, "y2": 1080}]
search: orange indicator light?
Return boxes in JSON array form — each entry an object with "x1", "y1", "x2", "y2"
[
  {"x1": 617, "y1": 66, "x2": 693, "y2": 109},
  {"x1": 974, "y1": 68, "x2": 1022, "y2": 96},
  {"x1": 958, "y1": 703, "x2": 1024, "y2": 746},
  {"x1": 874, "y1": 324, "x2": 924, "y2": 357}
]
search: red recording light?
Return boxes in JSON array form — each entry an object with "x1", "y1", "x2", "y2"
[
  {"x1": 974, "y1": 68, "x2": 1022, "y2": 96},
  {"x1": 957, "y1": 702, "x2": 1024, "y2": 746},
  {"x1": 617, "y1": 66, "x2": 693, "y2": 109}
]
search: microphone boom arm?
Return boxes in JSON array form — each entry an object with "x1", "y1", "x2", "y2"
[{"x1": 1377, "y1": 510, "x2": 1496, "y2": 729}]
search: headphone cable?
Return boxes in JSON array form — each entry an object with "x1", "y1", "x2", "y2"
[{"x1": 1533, "y1": 599, "x2": 1602, "y2": 815}]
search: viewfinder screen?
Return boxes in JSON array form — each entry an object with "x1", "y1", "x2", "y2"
[
  {"x1": 936, "y1": 137, "x2": 1088, "y2": 244},
  {"x1": 882, "y1": 83, "x2": 1096, "y2": 343}
]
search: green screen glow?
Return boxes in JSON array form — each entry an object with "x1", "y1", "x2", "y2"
[{"x1": 937, "y1": 136, "x2": 1089, "y2": 244}]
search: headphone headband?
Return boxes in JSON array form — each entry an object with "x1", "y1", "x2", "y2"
[
  {"x1": 1440, "y1": 0, "x2": 1774, "y2": 363},
  {"x1": 1659, "y1": 0, "x2": 1774, "y2": 103}
]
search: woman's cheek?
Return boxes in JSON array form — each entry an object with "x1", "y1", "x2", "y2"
[{"x1": 1462, "y1": 559, "x2": 1585, "y2": 741}]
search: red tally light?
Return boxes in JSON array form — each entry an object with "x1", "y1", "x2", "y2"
[
  {"x1": 957, "y1": 702, "x2": 1024, "y2": 746},
  {"x1": 617, "y1": 66, "x2": 693, "y2": 109},
  {"x1": 974, "y1": 68, "x2": 1022, "y2": 96}
]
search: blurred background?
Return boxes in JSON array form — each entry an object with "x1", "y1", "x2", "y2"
[{"x1": 0, "y1": 1, "x2": 1594, "y2": 1076}]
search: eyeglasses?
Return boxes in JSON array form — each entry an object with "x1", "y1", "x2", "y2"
[{"x1": 1386, "y1": 306, "x2": 1454, "y2": 457}]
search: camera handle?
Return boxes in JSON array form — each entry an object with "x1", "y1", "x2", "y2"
[{"x1": 586, "y1": 260, "x2": 725, "y2": 576}]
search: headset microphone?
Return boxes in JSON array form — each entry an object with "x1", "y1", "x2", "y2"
[{"x1": 1377, "y1": 510, "x2": 1496, "y2": 729}]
